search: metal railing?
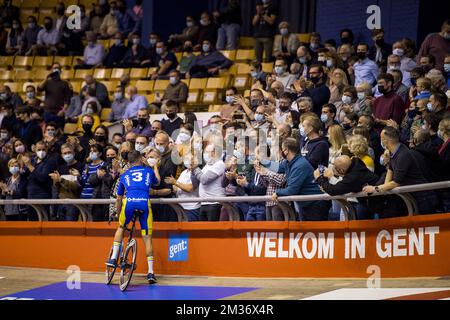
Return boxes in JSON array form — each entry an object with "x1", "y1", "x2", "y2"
[{"x1": 0, "y1": 181, "x2": 449, "y2": 222}]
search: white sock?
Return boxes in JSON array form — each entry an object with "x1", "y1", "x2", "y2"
[
  {"x1": 111, "y1": 242, "x2": 121, "y2": 259},
  {"x1": 147, "y1": 256, "x2": 154, "y2": 274}
]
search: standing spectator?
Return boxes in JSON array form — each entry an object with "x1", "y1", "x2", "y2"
[
  {"x1": 187, "y1": 40, "x2": 233, "y2": 78},
  {"x1": 320, "y1": 103, "x2": 339, "y2": 136},
  {"x1": 373, "y1": 73, "x2": 405, "y2": 130},
  {"x1": 122, "y1": 86, "x2": 148, "y2": 119},
  {"x1": 369, "y1": 28, "x2": 391, "y2": 67},
  {"x1": 392, "y1": 40, "x2": 417, "y2": 82},
  {"x1": 308, "y1": 32, "x2": 323, "y2": 59},
  {"x1": 116, "y1": 0, "x2": 137, "y2": 37},
  {"x1": 348, "y1": 134, "x2": 375, "y2": 172},
  {"x1": 108, "y1": 85, "x2": 129, "y2": 122},
  {"x1": 327, "y1": 124, "x2": 347, "y2": 166},
  {"x1": 214, "y1": 0, "x2": 242, "y2": 51},
  {"x1": 78, "y1": 115, "x2": 96, "y2": 157},
  {"x1": 169, "y1": 16, "x2": 199, "y2": 50},
  {"x1": 21, "y1": 141, "x2": 58, "y2": 221},
  {"x1": 161, "y1": 101, "x2": 183, "y2": 137},
  {"x1": 148, "y1": 41, "x2": 179, "y2": 79},
  {"x1": 0, "y1": 19, "x2": 7, "y2": 54},
  {"x1": 5, "y1": 19, "x2": 23, "y2": 55},
  {"x1": 252, "y1": 1, "x2": 278, "y2": 62},
  {"x1": 335, "y1": 85, "x2": 359, "y2": 123},
  {"x1": 21, "y1": 15, "x2": 41, "y2": 55},
  {"x1": 75, "y1": 32, "x2": 105, "y2": 69},
  {"x1": 353, "y1": 43, "x2": 379, "y2": 86},
  {"x1": 190, "y1": 144, "x2": 226, "y2": 221},
  {"x1": 165, "y1": 154, "x2": 201, "y2": 221},
  {"x1": 80, "y1": 144, "x2": 105, "y2": 202},
  {"x1": 0, "y1": 0, "x2": 19, "y2": 28},
  {"x1": 81, "y1": 75, "x2": 110, "y2": 109},
  {"x1": 0, "y1": 104, "x2": 16, "y2": 134},
  {"x1": 194, "y1": 12, "x2": 218, "y2": 51},
  {"x1": 123, "y1": 108, "x2": 152, "y2": 137},
  {"x1": 437, "y1": 118, "x2": 450, "y2": 211},
  {"x1": 273, "y1": 21, "x2": 300, "y2": 66},
  {"x1": 100, "y1": 1, "x2": 119, "y2": 39},
  {"x1": 90, "y1": 4, "x2": 105, "y2": 35},
  {"x1": 249, "y1": 60, "x2": 268, "y2": 88},
  {"x1": 37, "y1": 63, "x2": 72, "y2": 129},
  {"x1": 0, "y1": 84, "x2": 23, "y2": 108},
  {"x1": 119, "y1": 33, "x2": 148, "y2": 67},
  {"x1": 299, "y1": 115, "x2": 329, "y2": 169},
  {"x1": 31, "y1": 17, "x2": 60, "y2": 56},
  {"x1": 363, "y1": 126, "x2": 437, "y2": 216},
  {"x1": 303, "y1": 65, "x2": 331, "y2": 115},
  {"x1": 274, "y1": 57, "x2": 296, "y2": 91},
  {"x1": 0, "y1": 158, "x2": 28, "y2": 221},
  {"x1": 236, "y1": 165, "x2": 267, "y2": 221},
  {"x1": 178, "y1": 40, "x2": 196, "y2": 77},
  {"x1": 328, "y1": 68, "x2": 349, "y2": 104},
  {"x1": 270, "y1": 138, "x2": 331, "y2": 221},
  {"x1": 103, "y1": 32, "x2": 128, "y2": 68},
  {"x1": 14, "y1": 106, "x2": 43, "y2": 150},
  {"x1": 54, "y1": 2, "x2": 67, "y2": 35}
]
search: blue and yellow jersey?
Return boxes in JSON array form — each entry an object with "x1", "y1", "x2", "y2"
[{"x1": 117, "y1": 165, "x2": 158, "y2": 201}]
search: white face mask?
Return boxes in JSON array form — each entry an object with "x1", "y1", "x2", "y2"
[
  {"x1": 0, "y1": 132, "x2": 8, "y2": 140},
  {"x1": 156, "y1": 145, "x2": 165, "y2": 153},
  {"x1": 178, "y1": 132, "x2": 191, "y2": 143},
  {"x1": 341, "y1": 95, "x2": 352, "y2": 104},
  {"x1": 357, "y1": 92, "x2": 365, "y2": 100},
  {"x1": 169, "y1": 76, "x2": 178, "y2": 85},
  {"x1": 147, "y1": 158, "x2": 158, "y2": 167},
  {"x1": 36, "y1": 150, "x2": 46, "y2": 159},
  {"x1": 393, "y1": 48, "x2": 404, "y2": 57},
  {"x1": 135, "y1": 143, "x2": 146, "y2": 153}
]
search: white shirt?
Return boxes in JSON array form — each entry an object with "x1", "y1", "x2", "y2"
[
  {"x1": 176, "y1": 169, "x2": 200, "y2": 210},
  {"x1": 198, "y1": 160, "x2": 225, "y2": 205}
]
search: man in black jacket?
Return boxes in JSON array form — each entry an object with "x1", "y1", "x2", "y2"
[
  {"x1": 314, "y1": 155, "x2": 379, "y2": 220},
  {"x1": 14, "y1": 106, "x2": 43, "y2": 149}
]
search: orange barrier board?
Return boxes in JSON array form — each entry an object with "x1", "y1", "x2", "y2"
[{"x1": 1, "y1": 214, "x2": 450, "y2": 278}]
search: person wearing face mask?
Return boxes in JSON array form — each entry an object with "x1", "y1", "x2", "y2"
[
  {"x1": 252, "y1": 1, "x2": 278, "y2": 63},
  {"x1": 156, "y1": 70, "x2": 188, "y2": 108},
  {"x1": 78, "y1": 100, "x2": 101, "y2": 133},
  {"x1": 0, "y1": 0, "x2": 20, "y2": 29},
  {"x1": 0, "y1": 158, "x2": 28, "y2": 221},
  {"x1": 0, "y1": 84, "x2": 23, "y2": 109},
  {"x1": 368, "y1": 28, "x2": 391, "y2": 66},
  {"x1": 302, "y1": 65, "x2": 331, "y2": 116},
  {"x1": 134, "y1": 135, "x2": 149, "y2": 154},
  {"x1": 168, "y1": 15, "x2": 199, "y2": 51},
  {"x1": 178, "y1": 40, "x2": 196, "y2": 77},
  {"x1": 80, "y1": 144, "x2": 105, "y2": 202},
  {"x1": 73, "y1": 31, "x2": 105, "y2": 69},
  {"x1": 363, "y1": 126, "x2": 438, "y2": 217},
  {"x1": 335, "y1": 85, "x2": 360, "y2": 123},
  {"x1": 148, "y1": 41, "x2": 179, "y2": 79},
  {"x1": 5, "y1": 18, "x2": 23, "y2": 55},
  {"x1": 92, "y1": 125, "x2": 109, "y2": 148},
  {"x1": 273, "y1": 21, "x2": 300, "y2": 65},
  {"x1": 373, "y1": 73, "x2": 405, "y2": 131},
  {"x1": 30, "y1": 16, "x2": 59, "y2": 56},
  {"x1": 160, "y1": 101, "x2": 183, "y2": 137},
  {"x1": 108, "y1": 85, "x2": 129, "y2": 122},
  {"x1": 122, "y1": 85, "x2": 148, "y2": 120},
  {"x1": 417, "y1": 19, "x2": 450, "y2": 72},
  {"x1": 273, "y1": 58, "x2": 296, "y2": 91},
  {"x1": 186, "y1": 40, "x2": 233, "y2": 78},
  {"x1": 22, "y1": 15, "x2": 41, "y2": 55},
  {"x1": 24, "y1": 85, "x2": 42, "y2": 109},
  {"x1": 122, "y1": 107, "x2": 152, "y2": 138},
  {"x1": 299, "y1": 115, "x2": 329, "y2": 169},
  {"x1": 320, "y1": 103, "x2": 339, "y2": 136},
  {"x1": 249, "y1": 60, "x2": 268, "y2": 88},
  {"x1": 99, "y1": 2, "x2": 119, "y2": 39},
  {"x1": 251, "y1": 105, "x2": 270, "y2": 130},
  {"x1": 13, "y1": 106, "x2": 43, "y2": 150},
  {"x1": 353, "y1": 43, "x2": 379, "y2": 87},
  {"x1": 219, "y1": 87, "x2": 241, "y2": 121},
  {"x1": 119, "y1": 33, "x2": 148, "y2": 68},
  {"x1": 50, "y1": 144, "x2": 84, "y2": 221},
  {"x1": 115, "y1": 0, "x2": 137, "y2": 37},
  {"x1": 190, "y1": 143, "x2": 226, "y2": 221},
  {"x1": 422, "y1": 113, "x2": 445, "y2": 150},
  {"x1": 21, "y1": 141, "x2": 58, "y2": 220},
  {"x1": 78, "y1": 115, "x2": 96, "y2": 157},
  {"x1": 103, "y1": 33, "x2": 127, "y2": 69},
  {"x1": 194, "y1": 12, "x2": 218, "y2": 52},
  {"x1": 392, "y1": 40, "x2": 417, "y2": 75},
  {"x1": 13, "y1": 139, "x2": 27, "y2": 157}
]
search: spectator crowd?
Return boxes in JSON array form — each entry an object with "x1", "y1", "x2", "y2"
[{"x1": 0, "y1": 0, "x2": 449, "y2": 222}]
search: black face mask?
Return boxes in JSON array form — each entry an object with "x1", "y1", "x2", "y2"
[
  {"x1": 410, "y1": 78, "x2": 417, "y2": 87},
  {"x1": 82, "y1": 123, "x2": 93, "y2": 133},
  {"x1": 184, "y1": 46, "x2": 193, "y2": 53},
  {"x1": 138, "y1": 118, "x2": 148, "y2": 126},
  {"x1": 150, "y1": 129, "x2": 158, "y2": 137},
  {"x1": 279, "y1": 105, "x2": 290, "y2": 113},
  {"x1": 120, "y1": 151, "x2": 129, "y2": 160},
  {"x1": 378, "y1": 85, "x2": 388, "y2": 95},
  {"x1": 57, "y1": 8, "x2": 65, "y2": 15},
  {"x1": 95, "y1": 135, "x2": 106, "y2": 142},
  {"x1": 106, "y1": 157, "x2": 114, "y2": 163},
  {"x1": 310, "y1": 76, "x2": 320, "y2": 85},
  {"x1": 375, "y1": 38, "x2": 384, "y2": 46},
  {"x1": 44, "y1": 23, "x2": 52, "y2": 30},
  {"x1": 407, "y1": 109, "x2": 417, "y2": 118},
  {"x1": 342, "y1": 123, "x2": 352, "y2": 130},
  {"x1": 166, "y1": 113, "x2": 176, "y2": 120},
  {"x1": 357, "y1": 52, "x2": 367, "y2": 60},
  {"x1": 250, "y1": 100, "x2": 261, "y2": 109},
  {"x1": 341, "y1": 37, "x2": 350, "y2": 44}
]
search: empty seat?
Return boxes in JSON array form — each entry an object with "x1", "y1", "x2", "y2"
[
  {"x1": 100, "y1": 108, "x2": 112, "y2": 122},
  {"x1": 93, "y1": 68, "x2": 112, "y2": 80},
  {"x1": 111, "y1": 68, "x2": 130, "y2": 79},
  {"x1": 262, "y1": 62, "x2": 274, "y2": 73},
  {"x1": 153, "y1": 80, "x2": 169, "y2": 92},
  {"x1": 74, "y1": 69, "x2": 93, "y2": 79},
  {"x1": 4, "y1": 82, "x2": 23, "y2": 93},
  {"x1": 60, "y1": 69, "x2": 74, "y2": 80},
  {"x1": 188, "y1": 78, "x2": 207, "y2": 90},
  {"x1": 236, "y1": 63, "x2": 252, "y2": 75},
  {"x1": 69, "y1": 81, "x2": 82, "y2": 94},
  {"x1": 136, "y1": 80, "x2": 154, "y2": 93},
  {"x1": 54, "y1": 56, "x2": 73, "y2": 69},
  {"x1": 236, "y1": 49, "x2": 255, "y2": 61},
  {"x1": 233, "y1": 75, "x2": 250, "y2": 90},
  {"x1": 0, "y1": 56, "x2": 14, "y2": 67},
  {"x1": 34, "y1": 56, "x2": 54, "y2": 68},
  {"x1": 220, "y1": 50, "x2": 237, "y2": 61},
  {"x1": 0, "y1": 70, "x2": 15, "y2": 81},
  {"x1": 238, "y1": 37, "x2": 254, "y2": 49},
  {"x1": 15, "y1": 69, "x2": 34, "y2": 81},
  {"x1": 130, "y1": 68, "x2": 149, "y2": 79},
  {"x1": 21, "y1": 0, "x2": 40, "y2": 8},
  {"x1": 13, "y1": 56, "x2": 34, "y2": 68},
  {"x1": 102, "y1": 80, "x2": 119, "y2": 93},
  {"x1": 297, "y1": 33, "x2": 311, "y2": 43},
  {"x1": 64, "y1": 123, "x2": 79, "y2": 135}
]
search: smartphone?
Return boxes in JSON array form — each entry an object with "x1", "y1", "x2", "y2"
[
  {"x1": 318, "y1": 165, "x2": 325, "y2": 175},
  {"x1": 234, "y1": 114, "x2": 244, "y2": 120}
]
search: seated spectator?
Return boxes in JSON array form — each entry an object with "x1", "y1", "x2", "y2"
[
  {"x1": 214, "y1": 0, "x2": 242, "y2": 51},
  {"x1": 299, "y1": 115, "x2": 329, "y2": 169},
  {"x1": 14, "y1": 106, "x2": 43, "y2": 150},
  {"x1": 21, "y1": 141, "x2": 58, "y2": 220},
  {"x1": 144, "y1": 32, "x2": 161, "y2": 67},
  {"x1": 148, "y1": 41, "x2": 179, "y2": 79},
  {"x1": 161, "y1": 101, "x2": 183, "y2": 137},
  {"x1": 194, "y1": 11, "x2": 218, "y2": 51},
  {"x1": 90, "y1": 4, "x2": 105, "y2": 35},
  {"x1": 187, "y1": 40, "x2": 233, "y2": 78},
  {"x1": 81, "y1": 75, "x2": 110, "y2": 109},
  {"x1": 250, "y1": 60, "x2": 268, "y2": 88},
  {"x1": 77, "y1": 102, "x2": 101, "y2": 133},
  {"x1": 0, "y1": 158, "x2": 28, "y2": 221},
  {"x1": 111, "y1": 133, "x2": 124, "y2": 150},
  {"x1": 165, "y1": 153, "x2": 201, "y2": 221},
  {"x1": 353, "y1": 43, "x2": 379, "y2": 86},
  {"x1": 348, "y1": 134, "x2": 375, "y2": 172},
  {"x1": 75, "y1": 32, "x2": 105, "y2": 69},
  {"x1": 152, "y1": 71, "x2": 188, "y2": 109},
  {"x1": 0, "y1": 84, "x2": 23, "y2": 108},
  {"x1": 314, "y1": 155, "x2": 379, "y2": 220},
  {"x1": 100, "y1": 1, "x2": 119, "y2": 39},
  {"x1": 274, "y1": 57, "x2": 296, "y2": 91},
  {"x1": 273, "y1": 21, "x2": 300, "y2": 66},
  {"x1": 342, "y1": 112, "x2": 359, "y2": 136},
  {"x1": 169, "y1": 15, "x2": 199, "y2": 50},
  {"x1": 122, "y1": 86, "x2": 148, "y2": 119},
  {"x1": 190, "y1": 143, "x2": 226, "y2": 221},
  {"x1": 50, "y1": 143, "x2": 84, "y2": 221},
  {"x1": 5, "y1": 19, "x2": 23, "y2": 55},
  {"x1": 30, "y1": 16, "x2": 60, "y2": 56},
  {"x1": 369, "y1": 28, "x2": 391, "y2": 67},
  {"x1": 103, "y1": 32, "x2": 127, "y2": 68},
  {"x1": 373, "y1": 73, "x2": 405, "y2": 131},
  {"x1": 251, "y1": 105, "x2": 270, "y2": 130},
  {"x1": 178, "y1": 40, "x2": 196, "y2": 77},
  {"x1": 363, "y1": 126, "x2": 438, "y2": 216},
  {"x1": 80, "y1": 86, "x2": 102, "y2": 115},
  {"x1": 119, "y1": 33, "x2": 148, "y2": 68},
  {"x1": 320, "y1": 103, "x2": 339, "y2": 136},
  {"x1": 428, "y1": 91, "x2": 449, "y2": 122},
  {"x1": 24, "y1": 85, "x2": 42, "y2": 109},
  {"x1": 392, "y1": 39, "x2": 418, "y2": 77},
  {"x1": 108, "y1": 85, "x2": 129, "y2": 122},
  {"x1": 21, "y1": 15, "x2": 41, "y2": 55},
  {"x1": 123, "y1": 107, "x2": 152, "y2": 137},
  {"x1": 92, "y1": 125, "x2": 110, "y2": 148}
]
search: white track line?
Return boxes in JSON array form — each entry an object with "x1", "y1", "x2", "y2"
[{"x1": 302, "y1": 288, "x2": 450, "y2": 300}]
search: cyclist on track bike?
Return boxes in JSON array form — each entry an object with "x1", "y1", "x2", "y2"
[{"x1": 106, "y1": 150, "x2": 161, "y2": 284}]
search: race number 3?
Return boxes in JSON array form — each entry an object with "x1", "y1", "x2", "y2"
[{"x1": 131, "y1": 172, "x2": 143, "y2": 182}]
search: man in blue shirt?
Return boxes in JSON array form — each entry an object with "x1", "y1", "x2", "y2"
[
  {"x1": 354, "y1": 43, "x2": 380, "y2": 86},
  {"x1": 271, "y1": 138, "x2": 331, "y2": 221},
  {"x1": 106, "y1": 150, "x2": 160, "y2": 284},
  {"x1": 122, "y1": 86, "x2": 148, "y2": 119}
]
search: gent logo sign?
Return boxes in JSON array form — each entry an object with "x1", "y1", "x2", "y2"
[{"x1": 169, "y1": 233, "x2": 189, "y2": 262}]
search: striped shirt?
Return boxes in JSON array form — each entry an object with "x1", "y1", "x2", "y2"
[{"x1": 80, "y1": 161, "x2": 105, "y2": 199}]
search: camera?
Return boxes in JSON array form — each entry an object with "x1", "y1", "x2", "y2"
[{"x1": 318, "y1": 165, "x2": 325, "y2": 176}]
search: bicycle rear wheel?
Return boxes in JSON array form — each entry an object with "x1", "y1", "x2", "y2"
[
  {"x1": 119, "y1": 239, "x2": 137, "y2": 291},
  {"x1": 105, "y1": 246, "x2": 119, "y2": 285}
]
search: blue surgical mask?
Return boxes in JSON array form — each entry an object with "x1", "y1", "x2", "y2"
[
  {"x1": 274, "y1": 66, "x2": 284, "y2": 76},
  {"x1": 298, "y1": 57, "x2": 307, "y2": 64},
  {"x1": 260, "y1": 159, "x2": 271, "y2": 167},
  {"x1": 202, "y1": 44, "x2": 210, "y2": 52},
  {"x1": 225, "y1": 96, "x2": 234, "y2": 104},
  {"x1": 320, "y1": 114, "x2": 328, "y2": 123},
  {"x1": 9, "y1": 166, "x2": 19, "y2": 175},
  {"x1": 444, "y1": 64, "x2": 450, "y2": 73},
  {"x1": 326, "y1": 60, "x2": 334, "y2": 68},
  {"x1": 254, "y1": 114, "x2": 265, "y2": 122},
  {"x1": 90, "y1": 152, "x2": 98, "y2": 161},
  {"x1": 379, "y1": 155, "x2": 385, "y2": 166},
  {"x1": 156, "y1": 47, "x2": 163, "y2": 55},
  {"x1": 300, "y1": 126, "x2": 307, "y2": 137},
  {"x1": 250, "y1": 71, "x2": 258, "y2": 78},
  {"x1": 63, "y1": 154, "x2": 74, "y2": 163},
  {"x1": 427, "y1": 102, "x2": 434, "y2": 112}
]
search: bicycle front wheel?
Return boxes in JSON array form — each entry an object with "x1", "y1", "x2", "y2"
[
  {"x1": 105, "y1": 246, "x2": 118, "y2": 285},
  {"x1": 119, "y1": 239, "x2": 137, "y2": 292}
]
